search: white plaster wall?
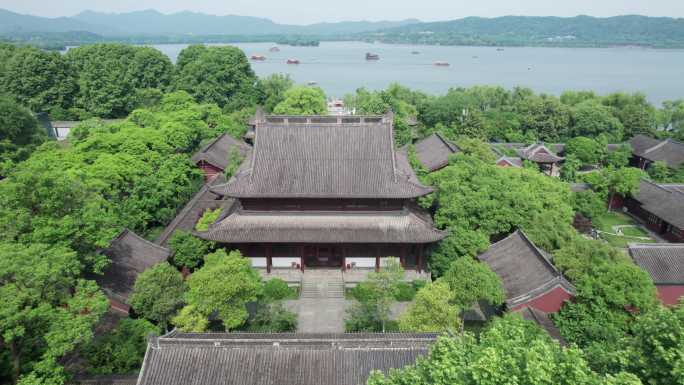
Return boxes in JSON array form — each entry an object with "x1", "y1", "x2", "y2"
[{"x1": 346, "y1": 257, "x2": 375, "y2": 268}]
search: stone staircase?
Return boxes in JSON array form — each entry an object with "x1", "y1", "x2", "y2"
[{"x1": 300, "y1": 269, "x2": 345, "y2": 299}]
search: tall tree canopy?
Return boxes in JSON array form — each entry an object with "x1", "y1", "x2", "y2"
[
  {"x1": 0, "y1": 97, "x2": 44, "y2": 169},
  {"x1": 173, "y1": 45, "x2": 257, "y2": 111},
  {"x1": 273, "y1": 86, "x2": 327, "y2": 115}
]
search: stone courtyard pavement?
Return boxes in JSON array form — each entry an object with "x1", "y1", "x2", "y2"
[{"x1": 285, "y1": 299, "x2": 409, "y2": 333}]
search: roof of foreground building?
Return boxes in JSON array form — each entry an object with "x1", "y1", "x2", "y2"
[
  {"x1": 477, "y1": 230, "x2": 574, "y2": 308},
  {"x1": 411, "y1": 133, "x2": 460, "y2": 172},
  {"x1": 191, "y1": 133, "x2": 252, "y2": 170},
  {"x1": 630, "y1": 135, "x2": 684, "y2": 168},
  {"x1": 632, "y1": 179, "x2": 684, "y2": 229},
  {"x1": 629, "y1": 243, "x2": 684, "y2": 285},
  {"x1": 212, "y1": 113, "x2": 433, "y2": 199},
  {"x1": 136, "y1": 332, "x2": 437, "y2": 385}
]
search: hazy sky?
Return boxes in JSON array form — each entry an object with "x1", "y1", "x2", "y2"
[{"x1": 2, "y1": 0, "x2": 683, "y2": 24}]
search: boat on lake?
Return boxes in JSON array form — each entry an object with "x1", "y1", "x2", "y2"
[
  {"x1": 365, "y1": 52, "x2": 380, "y2": 60},
  {"x1": 287, "y1": 58, "x2": 300, "y2": 64},
  {"x1": 411, "y1": 51, "x2": 420, "y2": 55},
  {"x1": 250, "y1": 54, "x2": 266, "y2": 61},
  {"x1": 269, "y1": 46, "x2": 280, "y2": 52},
  {"x1": 434, "y1": 61, "x2": 450, "y2": 67},
  {"x1": 307, "y1": 81, "x2": 318, "y2": 86},
  {"x1": 497, "y1": 48, "x2": 505, "y2": 51}
]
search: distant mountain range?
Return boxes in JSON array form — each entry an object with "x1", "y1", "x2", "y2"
[
  {"x1": 0, "y1": 8, "x2": 420, "y2": 36},
  {"x1": 2, "y1": 9, "x2": 684, "y2": 48},
  {"x1": 365, "y1": 15, "x2": 684, "y2": 48}
]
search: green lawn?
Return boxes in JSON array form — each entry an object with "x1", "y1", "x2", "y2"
[{"x1": 594, "y1": 211, "x2": 656, "y2": 248}]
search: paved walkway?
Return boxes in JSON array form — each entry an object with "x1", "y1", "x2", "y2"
[{"x1": 286, "y1": 299, "x2": 351, "y2": 333}]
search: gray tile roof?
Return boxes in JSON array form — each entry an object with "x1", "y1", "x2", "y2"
[
  {"x1": 95, "y1": 230, "x2": 170, "y2": 304},
  {"x1": 515, "y1": 306, "x2": 566, "y2": 345},
  {"x1": 630, "y1": 135, "x2": 684, "y2": 168},
  {"x1": 633, "y1": 179, "x2": 684, "y2": 229},
  {"x1": 137, "y1": 332, "x2": 436, "y2": 385},
  {"x1": 191, "y1": 133, "x2": 252, "y2": 170},
  {"x1": 629, "y1": 243, "x2": 684, "y2": 284},
  {"x1": 477, "y1": 230, "x2": 575, "y2": 308},
  {"x1": 412, "y1": 133, "x2": 460, "y2": 172},
  {"x1": 213, "y1": 114, "x2": 433, "y2": 199},
  {"x1": 155, "y1": 175, "x2": 227, "y2": 246},
  {"x1": 197, "y1": 203, "x2": 447, "y2": 244},
  {"x1": 496, "y1": 156, "x2": 523, "y2": 167},
  {"x1": 517, "y1": 143, "x2": 564, "y2": 164}
]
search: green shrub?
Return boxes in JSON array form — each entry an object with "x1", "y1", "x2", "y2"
[
  {"x1": 245, "y1": 301, "x2": 297, "y2": 332},
  {"x1": 262, "y1": 278, "x2": 297, "y2": 301},
  {"x1": 83, "y1": 318, "x2": 159, "y2": 374},
  {"x1": 168, "y1": 230, "x2": 214, "y2": 269},
  {"x1": 412, "y1": 279, "x2": 428, "y2": 291},
  {"x1": 395, "y1": 282, "x2": 417, "y2": 302},
  {"x1": 195, "y1": 208, "x2": 222, "y2": 232}
]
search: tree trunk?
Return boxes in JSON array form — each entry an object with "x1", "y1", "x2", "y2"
[
  {"x1": 608, "y1": 191, "x2": 614, "y2": 212},
  {"x1": 10, "y1": 340, "x2": 20, "y2": 385}
]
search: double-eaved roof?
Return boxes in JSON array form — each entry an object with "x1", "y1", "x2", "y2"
[
  {"x1": 630, "y1": 135, "x2": 684, "y2": 169},
  {"x1": 96, "y1": 229, "x2": 170, "y2": 305},
  {"x1": 136, "y1": 332, "x2": 436, "y2": 385},
  {"x1": 198, "y1": 201, "x2": 446, "y2": 244},
  {"x1": 212, "y1": 113, "x2": 433, "y2": 199},
  {"x1": 629, "y1": 243, "x2": 684, "y2": 285},
  {"x1": 191, "y1": 133, "x2": 252, "y2": 170},
  {"x1": 633, "y1": 179, "x2": 684, "y2": 229},
  {"x1": 477, "y1": 230, "x2": 574, "y2": 309},
  {"x1": 517, "y1": 143, "x2": 564, "y2": 164},
  {"x1": 411, "y1": 133, "x2": 460, "y2": 172}
]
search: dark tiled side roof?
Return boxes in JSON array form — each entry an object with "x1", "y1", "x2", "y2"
[
  {"x1": 137, "y1": 333, "x2": 436, "y2": 385},
  {"x1": 155, "y1": 175, "x2": 227, "y2": 246},
  {"x1": 96, "y1": 230, "x2": 170, "y2": 304},
  {"x1": 413, "y1": 133, "x2": 460, "y2": 172},
  {"x1": 496, "y1": 156, "x2": 523, "y2": 167},
  {"x1": 629, "y1": 243, "x2": 684, "y2": 284},
  {"x1": 633, "y1": 179, "x2": 684, "y2": 229},
  {"x1": 214, "y1": 115, "x2": 433, "y2": 199},
  {"x1": 477, "y1": 230, "x2": 574, "y2": 307},
  {"x1": 630, "y1": 135, "x2": 684, "y2": 168},
  {"x1": 515, "y1": 307, "x2": 566, "y2": 345},
  {"x1": 570, "y1": 183, "x2": 591, "y2": 192},
  {"x1": 197, "y1": 205, "x2": 447, "y2": 244},
  {"x1": 191, "y1": 133, "x2": 252, "y2": 170},
  {"x1": 517, "y1": 143, "x2": 564, "y2": 163}
]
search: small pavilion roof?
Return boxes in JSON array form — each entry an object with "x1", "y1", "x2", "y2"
[
  {"x1": 155, "y1": 175, "x2": 227, "y2": 246},
  {"x1": 630, "y1": 135, "x2": 684, "y2": 168},
  {"x1": 96, "y1": 229, "x2": 170, "y2": 304},
  {"x1": 191, "y1": 133, "x2": 252, "y2": 170},
  {"x1": 515, "y1": 306, "x2": 566, "y2": 345},
  {"x1": 517, "y1": 143, "x2": 564, "y2": 164},
  {"x1": 477, "y1": 230, "x2": 574, "y2": 308},
  {"x1": 197, "y1": 202, "x2": 446, "y2": 244},
  {"x1": 633, "y1": 179, "x2": 684, "y2": 229},
  {"x1": 629, "y1": 243, "x2": 684, "y2": 285},
  {"x1": 412, "y1": 133, "x2": 460, "y2": 172},
  {"x1": 496, "y1": 156, "x2": 523, "y2": 168},
  {"x1": 212, "y1": 113, "x2": 433, "y2": 199},
  {"x1": 137, "y1": 332, "x2": 436, "y2": 385}
]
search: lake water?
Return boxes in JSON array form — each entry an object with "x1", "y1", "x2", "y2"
[{"x1": 152, "y1": 41, "x2": 684, "y2": 105}]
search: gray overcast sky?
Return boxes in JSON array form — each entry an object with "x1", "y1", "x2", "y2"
[{"x1": 1, "y1": 0, "x2": 683, "y2": 24}]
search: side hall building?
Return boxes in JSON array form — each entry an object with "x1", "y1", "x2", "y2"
[{"x1": 196, "y1": 112, "x2": 446, "y2": 275}]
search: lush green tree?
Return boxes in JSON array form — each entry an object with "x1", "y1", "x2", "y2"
[
  {"x1": 346, "y1": 258, "x2": 404, "y2": 332},
  {"x1": 647, "y1": 160, "x2": 672, "y2": 182},
  {"x1": 369, "y1": 314, "x2": 629, "y2": 385},
  {"x1": 0, "y1": 242, "x2": 108, "y2": 384},
  {"x1": 440, "y1": 257, "x2": 505, "y2": 310},
  {"x1": 224, "y1": 147, "x2": 245, "y2": 179},
  {"x1": 604, "y1": 167, "x2": 646, "y2": 211},
  {"x1": 627, "y1": 304, "x2": 684, "y2": 385},
  {"x1": 427, "y1": 153, "x2": 575, "y2": 274},
  {"x1": 1, "y1": 46, "x2": 78, "y2": 114},
  {"x1": 0, "y1": 97, "x2": 44, "y2": 167},
  {"x1": 127, "y1": 47, "x2": 173, "y2": 90},
  {"x1": 184, "y1": 249, "x2": 261, "y2": 330},
  {"x1": 168, "y1": 231, "x2": 215, "y2": 270},
  {"x1": 514, "y1": 94, "x2": 572, "y2": 141},
  {"x1": 604, "y1": 144, "x2": 632, "y2": 168},
  {"x1": 129, "y1": 263, "x2": 187, "y2": 330},
  {"x1": 560, "y1": 90, "x2": 599, "y2": 106},
  {"x1": 262, "y1": 278, "x2": 297, "y2": 301},
  {"x1": 602, "y1": 92, "x2": 656, "y2": 138},
  {"x1": 171, "y1": 305, "x2": 209, "y2": 332},
  {"x1": 570, "y1": 100, "x2": 624, "y2": 140},
  {"x1": 256, "y1": 74, "x2": 294, "y2": 112},
  {"x1": 82, "y1": 318, "x2": 159, "y2": 375},
  {"x1": 398, "y1": 281, "x2": 461, "y2": 332},
  {"x1": 566, "y1": 137, "x2": 604, "y2": 166},
  {"x1": 561, "y1": 155, "x2": 582, "y2": 182},
  {"x1": 273, "y1": 86, "x2": 327, "y2": 115},
  {"x1": 573, "y1": 190, "x2": 606, "y2": 220},
  {"x1": 173, "y1": 45, "x2": 257, "y2": 111},
  {"x1": 244, "y1": 302, "x2": 297, "y2": 332}
]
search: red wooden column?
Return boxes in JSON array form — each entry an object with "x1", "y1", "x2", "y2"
[
  {"x1": 265, "y1": 245, "x2": 272, "y2": 274},
  {"x1": 375, "y1": 245, "x2": 381, "y2": 272},
  {"x1": 299, "y1": 245, "x2": 304, "y2": 272},
  {"x1": 341, "y1": 246, "x2": 346, "y2": 272},
  {"x1": 399, "y1": 244, "x2": 407, "y2": 268}
]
